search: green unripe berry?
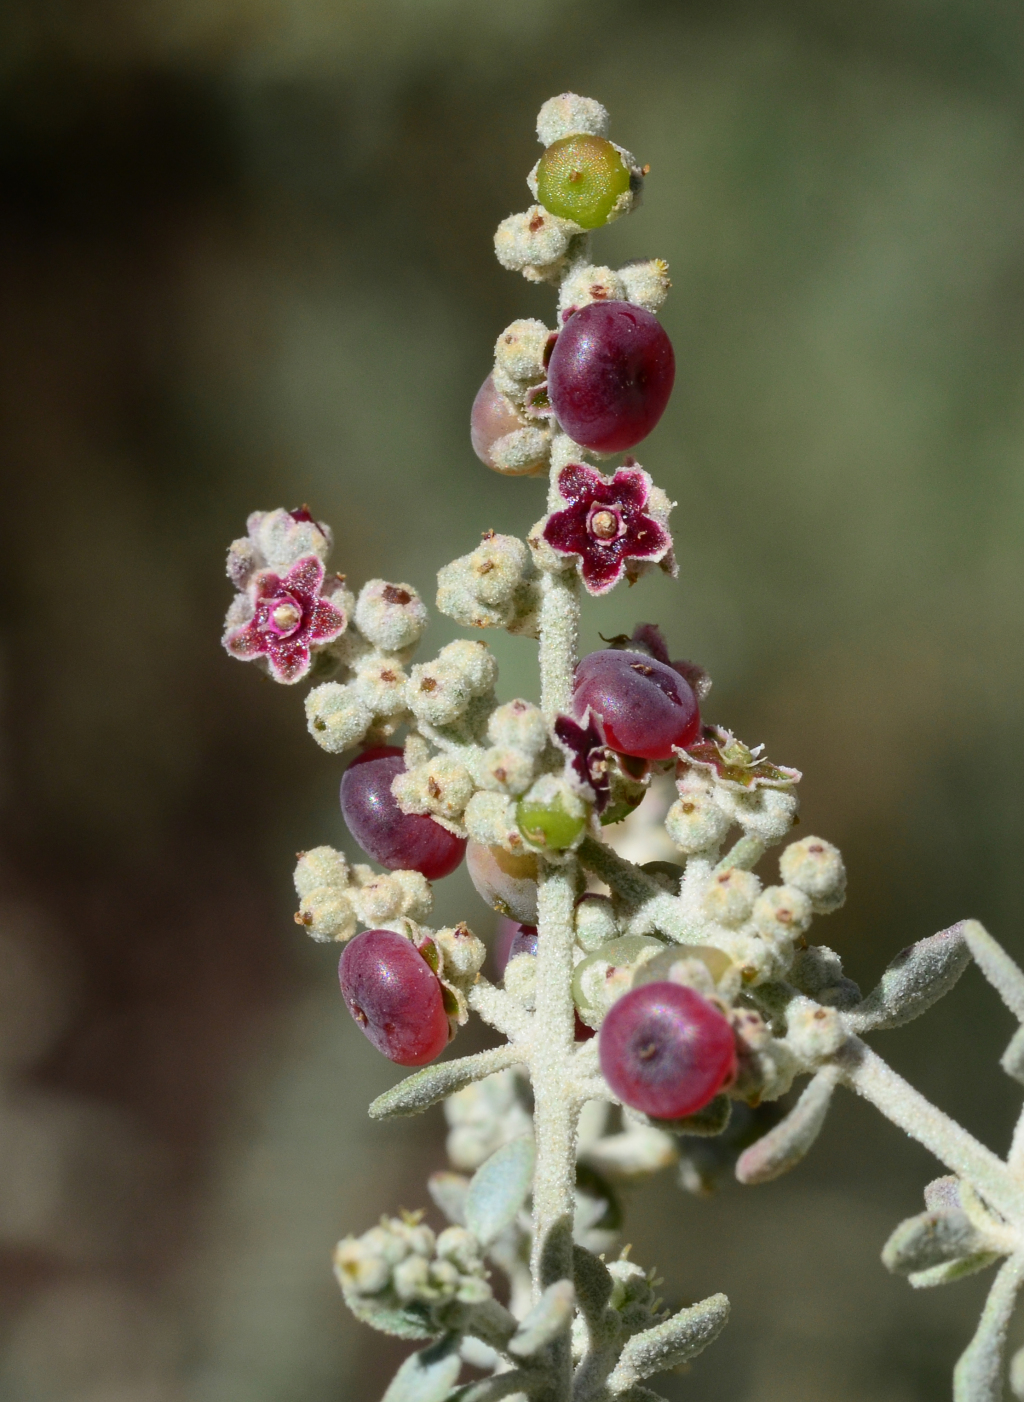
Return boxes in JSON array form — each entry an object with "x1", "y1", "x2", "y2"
[
  {"x1": 536, "y1": 135, "x2": 632, "y2": 230},
  {"x1": 516, "y1": 793, "x2": 586, "y2": 851}
]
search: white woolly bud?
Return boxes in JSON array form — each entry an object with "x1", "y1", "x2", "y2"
[
  {"x1": 784, "y1": 997, "x2": 847, "y2": 1062},
  {"x1": 353, "y1": 580, "x2": 428, "y2": 652},
  {"x1": 407, "y1": 640, "x2": 497, "y2": 726},
  {"x1": 618, "y1": 258, "x2": 671, "y2": 313},
  {"x1": 350, "y1": 869, "x2": 433, "y2": 926},
  {"x1": 557, "y1": 264, "x2": 625, "y2": 321},
  {"x1": 536, "y1": 93, "x2": 610, "y2": 146},
  {"x1": 464, "y1": 792, "x2": 526, "y2": 854},
  {"x1": 240, "y1": 507, "x2": 332, "y2": 577},
  {"x1": 721, "y1": 787, "x2": 798, "y2": 843},
  {"x1": 305, "y1": 683, "x2": 372, "y2": 754},
  {"x1": 665, "y1": 794, "x2": 731, "y2": 854},
  {"x1": 489, "y1": 427, "x2": 552, "y2": 475},
  {"x1": 437, "y1": 535, "x2": 541, "y2": 632},
  {"x1": 494, "y1": 207, "x2": 580, "y2": 283},
  {"x1": 504, "y1": 953, "x2": 538, "y2": 1009},
  {"x1": 574, "y1": 894, "x2": 619, "y2": 952},
  {"x1": 392, "y1": 756, "x2": 475, "y2": 822},
  {"x1": 434, "y1": 924, "x2": 486, "y2": 984},
  {"x1": 295, "y1": 890, "x2": 357, "y2": 944},
  {"x1": 712, "y1": 929, "x2": 786, "y2": 987},
  {"x1": 352, "y1": 654, "x2": 410, "y2": 718},
  {"x1": 294, "y1": 846, "x2": 349, "y2": 900},
  {"x1": 494, "y1": 318, "x2": 551, "y2": 383},
  {"x1": 701, "y1": 868, "x2": 761, "y2": 927},
  {"x1": 779, "y1": 836, "x2": 847, "y2": 914},
  {"x1": 475, "y1": 745, "x2": 537, "y2": 796},
  {"x1": 752, "y1": 886, "x2": 814, "y2": 945},
  {"x1": 487, "y1": 698, "x2": 548, "y2": 754}
]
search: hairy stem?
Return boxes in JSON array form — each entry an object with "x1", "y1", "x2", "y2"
[
  {"x1": 837, "y1": 1039, "x2": 1024, "y2": 1223},
  {"x1": 538, "y1": 568, "x2": 579, "y2": 718}
]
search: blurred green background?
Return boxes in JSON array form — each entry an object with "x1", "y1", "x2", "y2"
[{"x1": 2, "y1": 0, "x2": 1024, "y2": 1397}]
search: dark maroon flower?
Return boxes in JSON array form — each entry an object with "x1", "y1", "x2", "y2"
[
  {"x1": 680, "y1": 726, "x2": 801, "y2": 791},
  {"x1": 223, "y1": 553, "x2": 347, "y2": 684},
  {"x1": 542, "y1": 461, "x2": 672, "y2": 595},
  {"x1": 553, "y1": 710, "x2": 611, "y2": 812}
]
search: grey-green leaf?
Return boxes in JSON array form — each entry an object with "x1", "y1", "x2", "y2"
[
  {"x1": 846, "y1": 923, "x2": 970, "y2": 1031},
  {"x1": 963, "y1": 922, "x2": 1024, "y2": 1021},
  {"x1": 607, "y1": 1292, "x2": 730, "y2": 1391},
  {"x1": 370, "y1": 1046, "x2": 520, "y2": 1120},
  {"x1": 508, "y1": 1278, "x2": 574, "y2": 1357},
  {"x1": 953, "y1": 1255, "x2": 1024, "y2": 1402},
  {"x1": 909, "y1": 1252, "x2": 1000, "y2": 1289},
  {"x1": 465, "y1": 1135, "x2": 535, "y2": 1247},
  {"x1": 736, "y1": 1067, "x2": 838, "y2": 1185},
  {"x1": 882, "y1": 1209, "x2": 984, "y2": 1275},
  {"x1": 381, "y1": 1335, "x2": 462, "y2": 1402},
  {"x1": 428, "y1": 1171, "x2": 470, "y2": 1226},
  {"x1": 343, "y1": 1292, "x2": 437, "y2": 1341}
]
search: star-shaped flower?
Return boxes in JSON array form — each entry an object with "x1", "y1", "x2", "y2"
[
  {"x1": 679, "y1": 725, "x2": 801, "y2": 790},
  {"x1": 542, "y1": 461, "x2": 673, "y2": 596},
  {"x1": 553, "y1": 710, "x2": 611, "y2": 812},
  {"x1": 223, "y1": 554, "x2": 347, "y2": 684}
]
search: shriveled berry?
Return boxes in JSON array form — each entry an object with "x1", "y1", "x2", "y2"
[
  {"x1": 573, "y1": 650, "x2": 700, "y2": 760},
  {"x1": 340, "y1": 747, "x2": 467, "y2": 881},
  {"x1": 536, "y1": 134, "x2": 631, "y2": 230},
  {"x1": 547, "y1": 301, "x2": 674, "y2": 453},
  {"x1": 338, "y1": 929, "x2": 450, "y2": 1065},
  {"x1": 516, "y1": 793, "x2": 586, "y2": 851},
  {"x1": 599, "y1": 982, "x2": 736, "y2": 1120}
]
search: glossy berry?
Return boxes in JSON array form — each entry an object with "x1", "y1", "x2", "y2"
[
  {"x1": 339, "y1": 929, "x2": 450, "y2": 1066},
  {"x1": 599, "y1": 982, "x2": 736, "y2": 1120},
  {"x1": 470, "y1": 373, "x2": 543, "y2": 475},
  {"x1": 340, "y1": 747, "x2": 467, "y2": 880},
  {"x1": 536, "y1": 134, "x2": 631, "y2": 230},
  {"x1": 546, "y1": 302, "x2": 674, "y2": 454},
  {"x1": 516, "y1": 793, "x2": 586, "y2": 851},
  {"x1": 466, "y1": 841, "x2": 539, "y2": 924},
  {"x1": 573, "y1": 650, "x2": 700, "y2": 761}
]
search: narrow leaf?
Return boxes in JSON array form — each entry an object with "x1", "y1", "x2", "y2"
[
  {"x1": 342, "y1": 1292, "x2": 436, "y2": 1341},
  {"x1": 735, "y1": 1067, "x2": 838, "y2": 1185},
  {"x1": 607, "y1": 1293, "x2": 730, "y2": 1391},
  {"x1": 954, "y1": 1255, "x2": 1024, "y2": 1402},
  {"x1": 573, "y1": 1244, "x2": 613, "y2": 1328},
  {"x1": 1002, "y1": 1026, "x2": 1024, "y2": 1086},
  {"x1": 428, "y1": 1171, "x2": 470, "y2": 1226},
  {"x1": 382, "y1": 1334, "x2": 462, "y2": 1402},
  {"x1": 882, "y1": 1209, "x2": 984, "y2": 1275},
  {"x1": 508, "y1": 1278, "x2": 575, "y2": 1357},
  {"x1": 370, "y1": 1046, "x2": 520, "y2": 1120},
  {"x1": 964, "y1": 922, "x2": 1024, "y2": 1021},
  {"x1": 847, "y1": 923, "x2": 970, "y2": 1031},
  {"x1": 447, "y1": 1372, "x2": 533, "y2": 1402},
  {"x1": 910, "y1": 1252, "x2": 1000, "y2": 1290},
  {"x1": 1010, "y1": 1343, "x2": 1024, "y2": 1400},
  {"x1": 464, "y1": 1135, "x2": 535, "y2": 1247}
]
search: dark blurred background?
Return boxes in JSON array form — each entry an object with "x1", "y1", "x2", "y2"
[{"x1": 2, "y1": 1, "x2": 1024, "y2": 1397}]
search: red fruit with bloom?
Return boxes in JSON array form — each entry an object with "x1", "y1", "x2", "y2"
[
  {"x1": 339, "y1": 929, "x2": 450, "y2": 1066},
  {"x1": 223, "y1": 553, "x2": 346, "y2": 684},
  {"x1": 599, "y1": 981, "x2": 736, "y2": 1120},
  {"x1": 542, "y1": 461, "x2": 672, "y2": 596}
]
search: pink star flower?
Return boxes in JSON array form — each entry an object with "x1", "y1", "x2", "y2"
[
  {"x1": 542, "y1": 461, "x2": 672, "y2": 595},
  {"x1": 223, "y1": 554, "x2": 347, "y2": 684}
]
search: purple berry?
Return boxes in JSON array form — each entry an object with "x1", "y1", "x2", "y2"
[
  {"x1": 509, "y1": 925, "x2": 539, "y2": 961},
  {"x1": 339, "y1": 929, "x2": 450, "y2": 1066},
  {"x1": 340, "y1": 747, "x2": 467, "y2": 881},
  {"x1": 573, "y1": 650, "x2": 700, "y2": 761},
  {"x1": 547, "y1": 302, "x2": 674, "y2": 454},
  {"x1": 599, "y1": 982, "x2": 736, "y2": 1120}
]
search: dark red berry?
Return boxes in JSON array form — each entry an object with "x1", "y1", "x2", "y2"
[
  {"x1": 599, "y1": 982, "x2": 736, "y2": 1120},
  {"x1": 509, "y1": 925, "x2": 539, "y2": 960},
  {"x1": 573, "y1": 650, "x2": 700, "y2": 760},
  {"x1": 340, "y1": 747, "x2": 467, "y2": 880},
  {"x1": 546, "y1": 302, "x2": 674, "y2": 454},
  {"x1": 339, "y1": 929, "x2": 450, "y2": 1066}
]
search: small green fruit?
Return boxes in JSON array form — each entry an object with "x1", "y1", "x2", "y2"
[
  {"x1": 536, "y1": 134, "x2": 632, "y2": 230},
  {"x1": 516, "y1": 794, "x2": 586, "y2": 851}
]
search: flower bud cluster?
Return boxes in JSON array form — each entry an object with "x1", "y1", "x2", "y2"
[
  {"x1": 293, "y1": 846, "x2": 432, "y2": 941},
  {"x1": 226, "y1": 506, "x2": 332, "y2": 588},
  {"x1": 443, "y1": 1069, "x2": 533, "y2": 1172},
  {"x1": 334, "y1": 1215, "x2": 491, "y2": 1315},
  {"x1": 436, "y1": 533, "x2": 541, "y2": 636}
]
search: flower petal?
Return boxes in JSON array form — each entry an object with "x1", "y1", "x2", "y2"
[
  {"x1": 282, "y1": 553, "x2": 325, "y2": 603},
  {"x1": 308, "y1": 596, "x2": 347, "y2": 644},
  {"x1": 556, "y1": 462, "x2": 604, "y2": 506},
  {"x1": 265, "y1": 636, "x2": 313, "y2": 684}
]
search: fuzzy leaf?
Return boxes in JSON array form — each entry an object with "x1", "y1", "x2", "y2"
[
  {"x1": 428, "y1": 1172, "x2": 470, "y2": 1226},
  {"x1": 370, "y1": 1046, "x2": 520, "y2": 1120},
  {"x1": 607, "y1": 1293, "x2": 730, "y2": 1392},
  {"x1": 573, "y1": 1244, "x2": 614, "y2": 1328},
  {"x1": 1010, "y1": 1343, "x2": 1024, "y2": 1400},
  {"x1": 909, "y1": 1252, "x2": 1000, "y2": 1289},
  {"x1": 381, "y1": 1334, "x2": 462, "y2": 1402},
  {"x1": 735, "y1": 1068, "x2": 838, "y2": 1185},
  {"x1": 628, "y1": 1095, "x2": 731, "y2": 1138},
  {"x1": 1002, "y1": 1026, "x2": 1024, "y2": 1086},
  {"x1": 343, "y1": 1293, "x2": 437, "y2": 1341},
  {"x1": 447, "y1": 1373, "x2": 533, "y2": 1402},
  {"x1": 847, "y1": 923, "x2": 970, "y2": 1031},
  {"x1": 465, "y1": 1136, "x2": 535, "y2": 1247},
  {"x1": 882, "y1": 1209, "x2": 985, "y2": 1275},
  {"x1": 963, "y1": 922, "x2": 1024, "y2": 1022},
  {"x1": 508, "y1": 1278, "x2": 575, "y2": 1357},
  {"x1": 953, "y1": 1255, "x2": 1024, "y2": 1402}
]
